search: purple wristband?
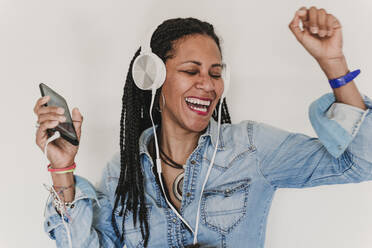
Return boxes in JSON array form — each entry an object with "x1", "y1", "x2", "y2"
[{"x1": 328, "y1": 69, "x2": 361, "y2": 89}]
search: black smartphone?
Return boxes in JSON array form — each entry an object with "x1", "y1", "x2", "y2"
[{"x1": 39, "y1": 83, "x2": 79, "y2": 146}]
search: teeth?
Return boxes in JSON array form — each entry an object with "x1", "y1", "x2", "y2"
[
  {"x1": 189, "y1": 104, "x2": 207, "y2": 112},
  {"x1": 185, "y1": 97, "x2": 211, "y2": 106}
]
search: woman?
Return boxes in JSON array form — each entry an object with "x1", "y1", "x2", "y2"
[{"x1": 34, "y1": 6, "x2": 372, "y2": 248}]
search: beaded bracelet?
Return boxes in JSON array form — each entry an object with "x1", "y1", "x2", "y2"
[
  {"x1": 54, "y1": 184, "x2": 75, "y2": 194},
  {"x1": 47, "y1": 162, "x2": 76, "y2": 174}
]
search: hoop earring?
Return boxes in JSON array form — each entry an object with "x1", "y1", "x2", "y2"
[
  {"x1": 158, "y1": 93, "x2": 166, "y2": 113},
  {"x1": 213, "y1": 108, "x2": 217, "y2": 117}
]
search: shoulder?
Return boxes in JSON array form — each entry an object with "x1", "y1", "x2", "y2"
[
  {"x1": 220, "y1": 120, "x2": 292, "y2": 148},
  {"x1": 220, "y1": 120, "x2": 257, "y2": 148}
]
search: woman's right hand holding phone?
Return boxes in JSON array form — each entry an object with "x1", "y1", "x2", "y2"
[{"x1": 34, "y1": 95, "x2": 84, "y2": 168}]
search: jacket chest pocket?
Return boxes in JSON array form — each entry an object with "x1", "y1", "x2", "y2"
[
  {"x1": 201, "y1": 178, "x2": 251, "y2": 235},
  {"x1": 113, "y1": 205, "x2": 152, "y2": 248}
]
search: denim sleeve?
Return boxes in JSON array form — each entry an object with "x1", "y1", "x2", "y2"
[
  {"x1": 254, "y1": 92, "x2": 372, "y2": 189},
  {"x1": 43, "y1": 158, "x2": 123, "y2": 247}
]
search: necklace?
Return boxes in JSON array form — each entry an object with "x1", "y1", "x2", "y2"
[
  {"x1": 158, "y1": 145, "x2": 185, "y2": 202},
  {"x1": 150, "y1": 127, "x2": 186, "y2": 202},
  {"x1": 159, "y1": 146, "x2": 184, "y2": 169}
]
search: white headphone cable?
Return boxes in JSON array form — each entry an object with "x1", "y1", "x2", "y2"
[{"x1": 149, "y1": 89, "x2": 195, "y2": 234}]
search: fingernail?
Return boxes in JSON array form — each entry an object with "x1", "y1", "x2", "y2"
[
  {"x1": 60, "y1": 116, "x2": 66, "y2": 122},
  {"x1": 297, "y1": 10, "x2": 306, "y2": 15},
  {"x1": 310, "y1": 26, "x2": 318, "y2": 34},
  {"x1": 319, "y1": 30, "x2": 326, "y2": 37}
]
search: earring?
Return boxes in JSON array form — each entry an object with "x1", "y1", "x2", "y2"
[
  {"x1": 213, "y1": 108, "x2": 217, "y2": 117},
  {"x1": 157, "y1": 93, "x2": 166, "y2": 113}
]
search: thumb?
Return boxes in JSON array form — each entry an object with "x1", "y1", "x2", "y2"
[
  {"x1": 72, "y1": 107, "x2": 83, "y2": 141},
  {"x1": 288, "y1": 11, "x2": 305, "y2": 43}
]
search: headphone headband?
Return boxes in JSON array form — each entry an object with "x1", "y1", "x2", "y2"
[{"x1": 141, "y1": 26, "x2": 157, "y2": 54}]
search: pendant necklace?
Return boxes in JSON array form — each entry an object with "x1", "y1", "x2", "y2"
[{"x1": 159, "y1": 145, "x2": 185, "y2": 202}]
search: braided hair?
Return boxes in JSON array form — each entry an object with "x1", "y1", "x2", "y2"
[{"x1": 112, "y1": 17, "x2": 232, "y2": 247}]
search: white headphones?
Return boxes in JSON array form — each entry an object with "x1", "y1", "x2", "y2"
[
  {"x1": 131, "y1": 25, "x2": 231, "y2": 245},
  {"x1": 132, "y1": 26, "x2": 166, "y2": 93}
]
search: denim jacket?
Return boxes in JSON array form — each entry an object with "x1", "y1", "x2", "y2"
[{"x1": 44, "y1": 92, "x2": 372, "y2": 248}]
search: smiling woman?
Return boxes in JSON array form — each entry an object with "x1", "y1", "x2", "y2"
[
  {"x1": 34, "y1": 9, "x2": 372, "y2": 248},
  {"x1": 161, "y1": 34, "x2": 225, "y2": 130}
]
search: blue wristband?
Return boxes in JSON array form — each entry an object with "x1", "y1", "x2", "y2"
[{"x1": 328, "y1": 69, "x2": 361, "y2": 89}]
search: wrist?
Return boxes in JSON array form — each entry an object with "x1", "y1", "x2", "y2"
[
  {"x1": 48, "y1": 162, "x2": 76, "y2": 174},
  {"x1": 317, "y1": 55, "x2": 349, "y2": 80},
  {"x1": 51, "y1": 159, "x2": 75, "y2": 169},
  {"x1": 51, "y1": 171, "x2": 75, "y2": 186}
]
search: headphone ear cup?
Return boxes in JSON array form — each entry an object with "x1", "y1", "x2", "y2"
[
  {"x1": 132, "y1": 53, "x2": 166, "y2": 90},
  {"x1": 153, "y1": 54, "x2": 166, "y2": 90}
]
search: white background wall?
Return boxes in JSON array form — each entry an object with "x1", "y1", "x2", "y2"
[{"x1": 1, "y1": 0, "x2": 372, "y2": 247}]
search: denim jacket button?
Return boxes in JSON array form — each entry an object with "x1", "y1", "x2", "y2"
[
  {"x1": 186, "y1": 192, "x2": 191, "y2": 197},
  {"x1": 172, "y1": 218, "x2": 177, "y2": 223},
  {"x1": 191, "y1": 160, "x2": 196, "y2": 165}
]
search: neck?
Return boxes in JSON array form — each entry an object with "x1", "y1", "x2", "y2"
[{"x1": 158, "y1": 121, "x2": 202, "y2": 165}]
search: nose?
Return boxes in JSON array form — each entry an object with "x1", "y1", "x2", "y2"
[{"x1": 195, "y1": 71, "x2": 215, "y2": 92}]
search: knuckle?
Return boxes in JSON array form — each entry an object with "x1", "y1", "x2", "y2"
[{"x1": 38, "y1": 114, "x2": 44, "y2": 122}]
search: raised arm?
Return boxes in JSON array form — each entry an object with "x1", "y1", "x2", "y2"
[
  {"x1": 289, "y1": 6, "x2": 367, "y2": 110},
  {"x1": 254, "y1": 92, "x2": 371, "y2": 188}
]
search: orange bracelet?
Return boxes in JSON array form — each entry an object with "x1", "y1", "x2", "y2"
[{"x1": 47, "y1": 162, "x2": 76, "y2": 173}]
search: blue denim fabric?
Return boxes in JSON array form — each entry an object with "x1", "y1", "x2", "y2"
[{"x1": 44, "y1": 92, "x2": 372, "y2": 248}]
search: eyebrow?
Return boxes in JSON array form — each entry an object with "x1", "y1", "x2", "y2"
[{"x1": 180, "y1": 60, "x2": 223, "y2": 68}]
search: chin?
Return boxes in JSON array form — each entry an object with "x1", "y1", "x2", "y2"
[{"x1": 184, "y1": 117, "x2": 211, "y2": 133}]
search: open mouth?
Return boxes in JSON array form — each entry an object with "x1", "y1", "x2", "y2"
[{"x1": 185, "y1": 97, "x2": 212, "y2": 116}]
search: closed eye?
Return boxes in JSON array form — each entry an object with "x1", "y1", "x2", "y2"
[
  {"x1": 181, "y1": 70, "x2": 221, "y2": 79},
  {"x1": 182, "y1": 70, "x2": 198, "y2": 75}
]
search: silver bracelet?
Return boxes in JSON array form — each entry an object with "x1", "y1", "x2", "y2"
[
  {"x1": 52, "y1": 197, "x2": 75, "y2": 214},
  {"x1": 43, "y1": 183, "x2": 75, "y2": 215}
]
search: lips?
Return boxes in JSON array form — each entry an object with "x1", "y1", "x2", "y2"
[{"x1": 185, "y1": 96, "x2": 212, "y2": 116}]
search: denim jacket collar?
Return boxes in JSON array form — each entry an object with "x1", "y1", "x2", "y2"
[
  {"x1": 138, "y1": 118, "x2": 225, "y2": 156},
  {"x1": 200, "y1": 118, "x2": 225, "y2": 150}
]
